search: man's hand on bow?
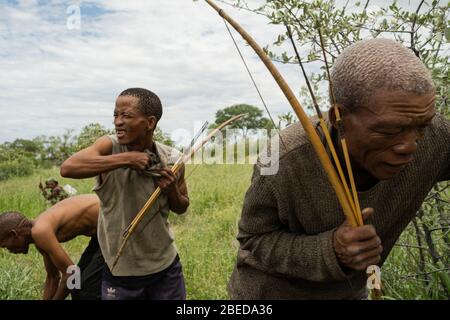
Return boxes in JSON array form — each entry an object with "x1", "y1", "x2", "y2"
[
  {"x1": 333, "y1": 208, "x2": 383, "y2": 271},
  {"x1": 156, "y1": 167, "x2": 179, "y2": 193}
]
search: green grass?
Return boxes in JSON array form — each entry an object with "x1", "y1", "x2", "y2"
[
  {"x1": 0, "y1": 165, "x2": 252, "y2": 300},
  {"x1": 0, "y1": 168, "x2": 100, "y2": 299},
  {"x1": 172, "y1": 165, "x2": 249, "y2": 299},
  {"x1": 0, "y1": 166, "x2": 448, "y2": 299}
]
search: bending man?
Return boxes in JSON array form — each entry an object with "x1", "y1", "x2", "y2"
[
  {"x1": 0, "y1": 194, "x2": 103, "y2": 300},
  {"x1": 228, "y1": 38, "x2": 449, "y2": 299}
]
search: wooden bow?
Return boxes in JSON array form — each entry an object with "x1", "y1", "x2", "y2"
[{"x1": 204, "y1": 0, "x2": 359, "y2": 226}]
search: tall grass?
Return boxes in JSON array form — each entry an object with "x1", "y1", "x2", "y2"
[
  {"x1": 0, "y1": 165, "x2": 448, "y2": 299},
  {"x1": 0, "y1": 165, "x2": 252, "y2": 300},
  {"x1": 0, "y1": 168, "x2": 96, "y2": 299}
]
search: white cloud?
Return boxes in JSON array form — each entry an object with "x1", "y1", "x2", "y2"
[
  {"x1": 1, "y1": 0, "x2": 308, "y2": 144},
  {"x1": 1, "y1": 0, "x2": 439, "y2": 144}
]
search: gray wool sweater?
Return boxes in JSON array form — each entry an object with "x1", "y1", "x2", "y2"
[{"x1": 228, "y1": 114, "x2": 450, "y2": 299}]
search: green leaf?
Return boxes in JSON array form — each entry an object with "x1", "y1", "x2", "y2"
[{"x1": 445, "y1": 27, "x2": 450, "y2": 43}]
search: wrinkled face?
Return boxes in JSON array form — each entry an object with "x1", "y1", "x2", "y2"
[
  {"x1": 342, "y1": 89, "x2": 436, "y2": 180},
  {"x1": 0, "y1": 232, "x2": 30, "y2": 254},
  {"x1": 113, "y1": 95, "x2": 156, "y2": 147}
]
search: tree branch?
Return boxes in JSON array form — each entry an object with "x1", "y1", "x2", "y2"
[
  {"x1": 411, "y1": 0, "x2": 426, "y2": 50},
  {"x1": 400, "y1": 268, "x2": 450, "y2": 280}
]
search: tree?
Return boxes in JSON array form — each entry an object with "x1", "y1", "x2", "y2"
[
  {"x1": 154, "y1": 127, "x2": 174, "y2": 147},
  {"x1": 223, "y1": 0, "x2": 448, "y2": 115},
  {"x1": 0, "y1": 122, "x2": 175, "y2": 179},
  {"x1": 278, "y1": 111, "x2": 297, "y2": 128},
  {"x1": 76, "y1": 123, "x2": 113, "y2": 151},
  {"x1": 0, "y1": 139, "x2": 39, "y2": 180},
  {"x1": 38, "y1": 130, "x2": 76, "y2": 165},
  {"x1": 211, "y1": 104, "x2": 274, "y2": 137},
  {"x1": 5, "y1": 138, "x2": 44, "y2": 165}
]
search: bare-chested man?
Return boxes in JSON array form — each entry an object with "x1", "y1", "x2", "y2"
[{"x1": 0, "y1": 194, "x2": 103, "y2": 300}]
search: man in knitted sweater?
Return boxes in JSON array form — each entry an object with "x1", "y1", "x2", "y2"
[{"x1": 228, "y1": 39, "x2": 449, "y2": 299}]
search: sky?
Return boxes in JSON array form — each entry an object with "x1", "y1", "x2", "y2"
[{"x1": 0, "y1": 0, "x2": 445, "y2": 144}]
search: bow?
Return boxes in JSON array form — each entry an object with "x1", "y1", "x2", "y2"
[
  {"x1": 284, "y1": 21, "x2": 363, "y2": 227},
  {"x1": 204, "y1": 0, "x2": 383, "y2": 298},
  {"x1": 204, "y1": 0, "x2": 358, "y2": 226}
]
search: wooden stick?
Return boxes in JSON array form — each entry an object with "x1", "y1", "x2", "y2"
[
  {"x1": 317, "y1": 28, "x2": 363, "y2": 226},
  {"x1": 285, "y1": 24, "x2": 357, "y2": 216}
]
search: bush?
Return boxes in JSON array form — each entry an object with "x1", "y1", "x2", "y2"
[{"x1": 0, "y1": 157, "x2": 35, "y2": 181}]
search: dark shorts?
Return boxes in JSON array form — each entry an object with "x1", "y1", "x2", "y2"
[
  {"x1": 101, "y1": 255, "x2": 186, "y2": 300},
  {"x1": 71, "y1": 236, "x2": 104, "y2": 300}
]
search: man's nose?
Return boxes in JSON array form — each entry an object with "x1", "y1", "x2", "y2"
[
  {"x1": 392, "y1": 131, "x2": 418, "y2": 156},
  {"x1": 114, "y1": 116, "x2": 124, "y2": 126}
]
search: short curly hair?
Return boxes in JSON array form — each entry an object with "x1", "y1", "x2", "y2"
[
  {"x1": 331, "y1": 38, "x2": 435, "y2": 112},
  {"x1": 119, "y1": 88, "x2": 163, "y2": 121},
  {"x1": 0, "y1": 211, "x2": 31, "y2": 243}
]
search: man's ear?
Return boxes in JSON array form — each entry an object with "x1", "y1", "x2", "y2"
[
  {"x1": 147, "y1": 116, "x2": 157, "y2": 132},
  {"x1": 10, "y1": 229, "x2": 19, "y2": 238}
]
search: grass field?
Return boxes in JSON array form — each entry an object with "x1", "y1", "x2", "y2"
[
  {"x1": 0, "y1": 165, "x2": 251, "y2": 300},
  {"x1": 0, "y1": 165, "x2": 448, "y2": 299}
]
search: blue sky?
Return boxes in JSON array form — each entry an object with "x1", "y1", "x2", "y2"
[
  {"x1": 0, "y1": 0, "x2": 304, "y2": 143},
  {"x1": 0, "y1": 0, "x2": 444, "y2": 143}
]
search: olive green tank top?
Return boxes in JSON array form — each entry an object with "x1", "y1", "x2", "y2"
[{"x1": 94, "y1": 135, "x2": 180, "y2": 276}]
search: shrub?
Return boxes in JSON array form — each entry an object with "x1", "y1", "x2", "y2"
[{"x1": 0, "y1": 157, "x2": 35, "y2": 181}]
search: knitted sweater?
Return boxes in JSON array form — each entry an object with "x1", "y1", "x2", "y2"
[{"x1": 228, "y1": 114, "x2": 450, "y2": 299}]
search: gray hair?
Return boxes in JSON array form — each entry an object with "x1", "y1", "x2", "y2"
[{"x1": 331, "y1": 38, "x2": 435, "y2": 112}]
